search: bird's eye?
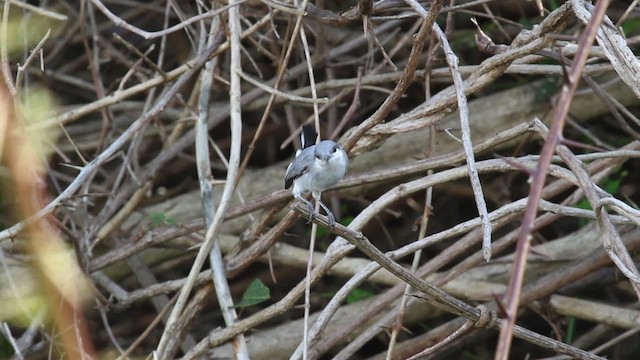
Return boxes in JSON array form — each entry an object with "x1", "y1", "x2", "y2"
[{"x1": 333, "y1": 147, "x2": 338, "y2": 152}]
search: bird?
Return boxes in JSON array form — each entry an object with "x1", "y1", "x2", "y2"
[{"x1": 284, "y1": 126, "x2": 348, "y2": 227}]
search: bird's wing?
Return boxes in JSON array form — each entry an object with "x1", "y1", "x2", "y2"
[{"x1": 284, "y1": 147, "x2": 314, "y2": 189}]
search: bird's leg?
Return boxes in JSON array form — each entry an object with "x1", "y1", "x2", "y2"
[
  {"x1": 296, "y1": 195, "x2": 316, "y2": 223},
  {"x1": 312, "y1": 192, "x2": 336, "y2": 227}
]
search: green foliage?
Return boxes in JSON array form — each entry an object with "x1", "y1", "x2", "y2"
[
  {"x1": 308, "y1": 212, "x2": 353, "y2": 238},
  {"x1": 576, "y1": 169, "x2": 628, "y2": 226},
  {"x1": 621, "y1": 17, "x2": 640, "y2": 35},
  {"x1": 604, "y1": 170, "x2": 626, "y2": 194},
  {"x1": 0, "y1": 332, "x2": 13, "y2": 358},
  {"x1": 565, "y1": 316, "x2": 576, "y2": 344},
  {"x1": 320, "y1": 291, "x2": 336, "y2": 299},
  {"x1": 314, "y1": 223, "x2": 329, "y2": 238},
  {"x1": 575, "y1": 198, "x2": 591, "y2": 213},
  {"x1": 319, "y1": 287, "x2": 375, "y2": 304},
  {"x1": 1, "y1": 13, "x2": 61, "y2": 57},
  {"x1": 519, "y1": 18, "x2": 533, "y2": 29},
  {"x1": 534, "y1": 77, "x2": 561, "y2": 102},
  {"x1": 462, "y1": 351, "x2": 485, "y2": 360},
  {"x1": 450, "y1": 29, "x2": 477, "y2": 50},
  {"x1": 548, "y1": 0, "x2": 561, "y2": 10},
  {"x1": 148, "y1": 212, "x2": 177, "y2": 227},
  {"x1": 342, "y1": 215, "x2": 354, "y2": 226},
  {"x1": 237, "y1": 279, "x2": 270, "y2": 308},
  {"x1": 346, "y1": 288, "x2": 375, "y2": 304}
]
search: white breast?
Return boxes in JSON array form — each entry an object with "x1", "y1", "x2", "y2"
[
  {"x1": 292, "y1": 148, "x2": 348, "y2": 195},
  {"x1": 307, "y1": 149, "x2": 348, "y2": 191}
]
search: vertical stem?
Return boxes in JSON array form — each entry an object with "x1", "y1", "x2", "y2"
[{"x1": 495, "y1": 1, "x2": 612, "y2": 358}]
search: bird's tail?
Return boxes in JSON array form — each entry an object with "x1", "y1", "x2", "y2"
[{"x1": 300, "y1": 125, "x2": 318, "y2": 150}]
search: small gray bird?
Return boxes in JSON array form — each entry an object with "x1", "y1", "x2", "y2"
[{"x1": 284, "y1": 126, "x2": 348, "y2": 227}]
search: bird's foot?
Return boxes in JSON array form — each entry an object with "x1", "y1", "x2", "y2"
[
  {"x1": 316, "y1": 199, "x2": 337, "y2": 228},
  {"x1": 326, "y1": 212, "x2": 336, "y2": 228},
  {"x1": 305, "y1": 203, "x2": 316, "y2": 224}
]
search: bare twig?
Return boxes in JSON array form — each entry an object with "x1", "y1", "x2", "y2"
[
  {"x1": 497, "y1": 1, "x2": 612, "y2": 358},
  {"x1": 0, "y1": 323, "x2": 23, "y2": 360},
  {"x1": 237, "y1": 69, "x2": 329, "y2": 104},
  {"x1": 117, "y1": 294, "x2": 178, "y2": 360},
  {"x1": 291, "y1": 203, "x2": 603, "y2": 360},
  {"x1": 406, "y1": 319, "x2": 473, "y2": 359},
  {"x1": 28, "y1": 13, "x2": 276, "y2": 132},
  {"x1": 385, "y1": 141, "x2": 434, "y2": 359},
  {"x1": 155, "y1": 4, "x2": 246, "y2": 359},
  {"x1": 351, "y1": 2, "x2": 571, "y2": 153},
  {"x1": 234, "y1": 0, "x2": 309, "y2": 183},
  {"x1": 6, "y1": 0, "x2": 68, "y2": 20},
  {"x1": 343, "y1": 0, "x2": 443, "y2": 153},
  {"x1": 15, "y1": 29, "x2": 51, "y2": 96},
  {"x1": 403, "y1": 0, "x2": 492, "y2": 262},
  {"x1": 0, "y1": 38, "x2": 223, "y2": 244},
  {"x1": 573, "y1": 0, "x2": 640, "y2": 98},
  {"x1": 87, "y1": 0, "x2": 244, "y2": 40},
  {"x1": 297, "y1": 7, "x2": 321, "y2": 359},
  {"x1": 1, "y1": 59, "x2": 96, "y2": 360},
  {"x1": 329, "y1": 67, "x2": 363, "y2": 141},
  {"x1": 191, "y1": 9, "x2": 248, "y2": 359}
]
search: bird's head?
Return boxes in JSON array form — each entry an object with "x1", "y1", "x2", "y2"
[{"x1": 314, "y1": 140, "x2": 340, "y2": 162}]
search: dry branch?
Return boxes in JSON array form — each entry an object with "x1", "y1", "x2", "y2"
[{"x1": 3, "y1": 1, "x2": 640, "y2": 359}]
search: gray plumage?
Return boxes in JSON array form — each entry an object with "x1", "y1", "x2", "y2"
[{"x1": 285, "y1": 138, "x2": 348, "y2": 227}]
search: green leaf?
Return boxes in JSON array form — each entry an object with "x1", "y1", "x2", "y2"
[
  {"x1": 313, "y1": 224, "x2": 329, "y2": 237},
  {"x1": 565, "y1": 316, "x2": 576, "y2": 344},
  {"x1": 621, "y1": 17, "x2": 640, "y2": 35},
  {"x1": 320, "y1": 291, "x2": 336, "y2": 299},
  {"x1": 534, "y1": 77, "x2": 560, "y2": 102},
  {"x1": 237, "y1": 279, "x2": 270, "y2": 308},
  {"x1": 576, "y1": 198, "x2": 592, "y2": 228},
  {"x1": 0, "y1": 332, "x2": 13, "y2": 359},
  {"x1": 148, "y1": 212, "x2": 177, "y2": 227},
  {"x1": 604, "y1": 170, "x2": 627, "y2": 195},
  {"x1": 347, "y1": 288, "x2": 374, "y2": 304},
  {"x1": 148, "y1": 212, "x2": 167, "y2": 227}
]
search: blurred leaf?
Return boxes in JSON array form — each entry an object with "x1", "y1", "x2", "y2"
[
  {"x1": 576, "y1": 169, "x2": 628, "y2": 226},
  {"x1": 0, "y1": 295, "x2": 46, "y2": 326},
  {"x1": 0, "y1": 266, "x2": 46, "y2": 326},
  {"x1": 237, "y1": 279, "x2": 270, "y2": 308},
  {"x1": 622, "y1": 17, "x2": 640, "y2": 35},
  {"x1": 461, "y1": 351, "x2": 484, "y2": 360},
  {"x1": 320, "y1": 291, "x2": 336, "y2": 299},
  {"x1": 342, "y1": 215, "x2": 354, "y2": 226},
  {"x1": 347, "y1": 288, "x2": 374, "y2": 304},
  {"x1": 565, "y1": 316, "x2": 576, "y2": 343},
  {"x1": 604, "y1": 170, "x2": 627, "y2": 194},
  {"x1": 22, "y1": 87, "x2": 57, "y2": 124},
  {"x1": 1, "y1": 13, "x2": 59, "y2": 56},
  {"x1": 39, "y1": 240, "x2": 91, "y2": 307},
  {"x1": 0, "y1": 332, "x2": 13, "y2": 358},
  {"x1": 519, "y1": 17, "x2": 533, "y2": 29},
  {"x1": 20, "y1": 87, "x2": 60, "y2": 161},
  {"x1": 148, "y1": 212, "x2": 166, "y2": 227},
  {"x1": 576, "y1": 198, "x2": 591, "y2": 211},
  {"x1": 314, "y1": 223, "x2": 329, "y2": 237},
  {"x1": 148, "y1": 212, "x2": 176, "y2": 227},
  {"x1": 534, "y1": 78, "x2": 561, "y2": 102}
]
